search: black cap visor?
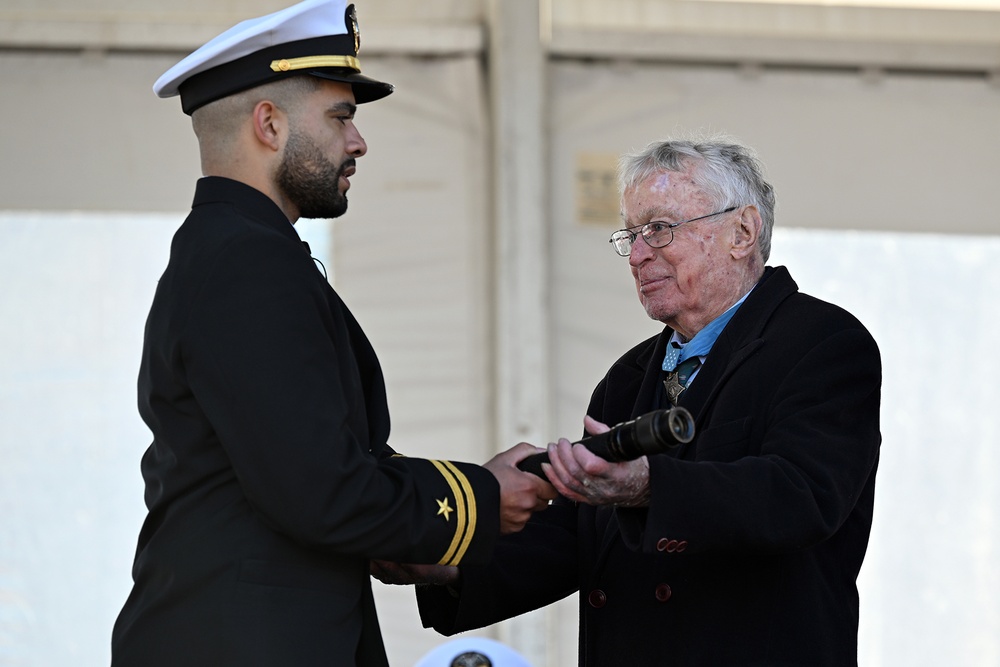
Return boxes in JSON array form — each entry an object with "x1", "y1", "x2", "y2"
[{"x1": 309, "y1": 69, "x2": 394, "y2": 104}]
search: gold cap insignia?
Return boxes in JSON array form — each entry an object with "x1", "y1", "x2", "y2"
[{"x1": 346, "y1": 4, "x2": 361, "y2": 55}]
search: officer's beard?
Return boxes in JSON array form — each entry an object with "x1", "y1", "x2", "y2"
[{"x1": 275, "y1": 129, "x2": 353, "y2": 220}]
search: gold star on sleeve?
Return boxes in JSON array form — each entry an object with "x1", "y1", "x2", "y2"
[{"x1": 436, "y1": 497, "x2": 454, "y2": 521}]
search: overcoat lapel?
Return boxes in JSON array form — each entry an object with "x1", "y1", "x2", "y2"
[
  {"x1": 626, "y1": 335, "x2": 669, "y2": 419},
  {"x1": 674, "y1": 266, "x2": 798, "y2": 457}
]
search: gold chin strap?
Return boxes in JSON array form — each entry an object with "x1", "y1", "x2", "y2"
[{"x1": 270, "y1": 55, "x2": 361, "y2": 73}]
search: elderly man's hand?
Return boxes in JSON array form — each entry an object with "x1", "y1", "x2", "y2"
[{"x1": 542, "y1": 415, "x2": 651, "y2": 507}]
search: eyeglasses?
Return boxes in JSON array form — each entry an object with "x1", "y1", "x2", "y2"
[{"x1": 609, "y1": 206, "x2": 737, "y2": 257}]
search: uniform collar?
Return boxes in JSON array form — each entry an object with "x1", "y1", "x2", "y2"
[{"x1": 192, "y1": 176, "x2": 301, "y2": 242}]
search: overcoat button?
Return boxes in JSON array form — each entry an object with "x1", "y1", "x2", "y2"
[
  {"x1": 588, "y1": 589, "x2": 607, "y2": 608},
  {"x1": 655, "y1": 583, "x2": 672, "y2": 602}
]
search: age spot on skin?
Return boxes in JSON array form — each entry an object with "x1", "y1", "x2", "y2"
[{"x1": 649, "y1": 173, "x2": 671, "y2": 193}]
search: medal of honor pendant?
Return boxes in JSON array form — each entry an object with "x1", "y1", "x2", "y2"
[{"x1": 663, "y1": 373, "x2": 685, "y2": 405}]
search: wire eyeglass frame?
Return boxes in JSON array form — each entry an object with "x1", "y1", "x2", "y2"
[{"x1": 609, "y1": 206, "x2": 738, "y2": 257}]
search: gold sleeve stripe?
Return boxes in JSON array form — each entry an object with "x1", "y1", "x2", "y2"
[
  {"x1": 429, "y1": 460, "x2": 477, "y2": 566},
  {"x1": 269, "y1": 55, "x2": 362, "y2": 73},
  {"x1": 429, "y1": 460, "x2": 467, "y2": 565},
  {"x1": 440, "y1": 460, "x2": 477, "y2": 564}
]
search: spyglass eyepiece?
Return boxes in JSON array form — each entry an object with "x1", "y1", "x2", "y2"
[{"x1": 517, "y1": 407, "x2": 695, "y2": 478}]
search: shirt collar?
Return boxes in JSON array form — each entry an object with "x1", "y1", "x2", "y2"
[{"x1": 662, "y1": 289, "x2": 753, "y2": 371}]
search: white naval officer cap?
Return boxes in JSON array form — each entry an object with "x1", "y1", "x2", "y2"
[
  {"x1": 414, "y1": 637, "x2": 533, "y2": 667},
  {"x1": 153, "y1": 0, "x2": 393, "y2": 115}
]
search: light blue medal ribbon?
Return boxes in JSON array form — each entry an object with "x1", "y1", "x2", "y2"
[{"x1": 661, "y1": 292, "x2": 750, "y2": 403}]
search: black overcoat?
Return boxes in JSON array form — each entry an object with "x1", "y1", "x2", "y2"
[
  {"x1": 112, "y1": 177, "x2": 501, "y2": 666},
  {"x1": 419, "y1": 266, "x2": 881, "y2": 666}
]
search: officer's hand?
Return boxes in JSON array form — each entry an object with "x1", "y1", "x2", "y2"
[{"x1": 484, "y1": 442, "x2": 558, "y2": 534}]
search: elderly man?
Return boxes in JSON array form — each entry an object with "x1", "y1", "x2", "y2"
[
  {"x1": 407, "y1": 139, "x2": 881, "y2": 666},
  {"x1": 110, "y1": 2, "x2": 554, "y2": 665}
]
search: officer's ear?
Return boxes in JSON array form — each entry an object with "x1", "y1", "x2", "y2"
[
  {"x1": 251, "y1": 100, "x2": 286, "y2": 153},
  {"x1": 731, "y1": 205, "x2": 762, "y2": 259}
]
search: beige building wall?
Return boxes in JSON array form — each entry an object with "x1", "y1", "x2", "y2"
[{"x1": 2, "y1": 1, "x2": 999, "y2": 665}]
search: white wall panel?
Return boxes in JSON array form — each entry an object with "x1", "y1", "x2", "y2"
[
  {"x1": 330, "y1": 55, "x2": 492, "y2": 463},
  {"x1": 770, "y1": 228, "x2": 1000, "y2": 667},
  {"x1": 0, "y1": 50, "x2": 200, "y2": 212},
  {"x1": 0, "y1": 211, "x2": 180, "y2": 666}
]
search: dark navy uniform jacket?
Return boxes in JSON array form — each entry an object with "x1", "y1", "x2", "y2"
[
  {"x1": 419, "y1": 266, "x2": 881, "y2": 667},
  {"x1": 113, "y1": 177, "x2": 499, "y2": 666}
]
